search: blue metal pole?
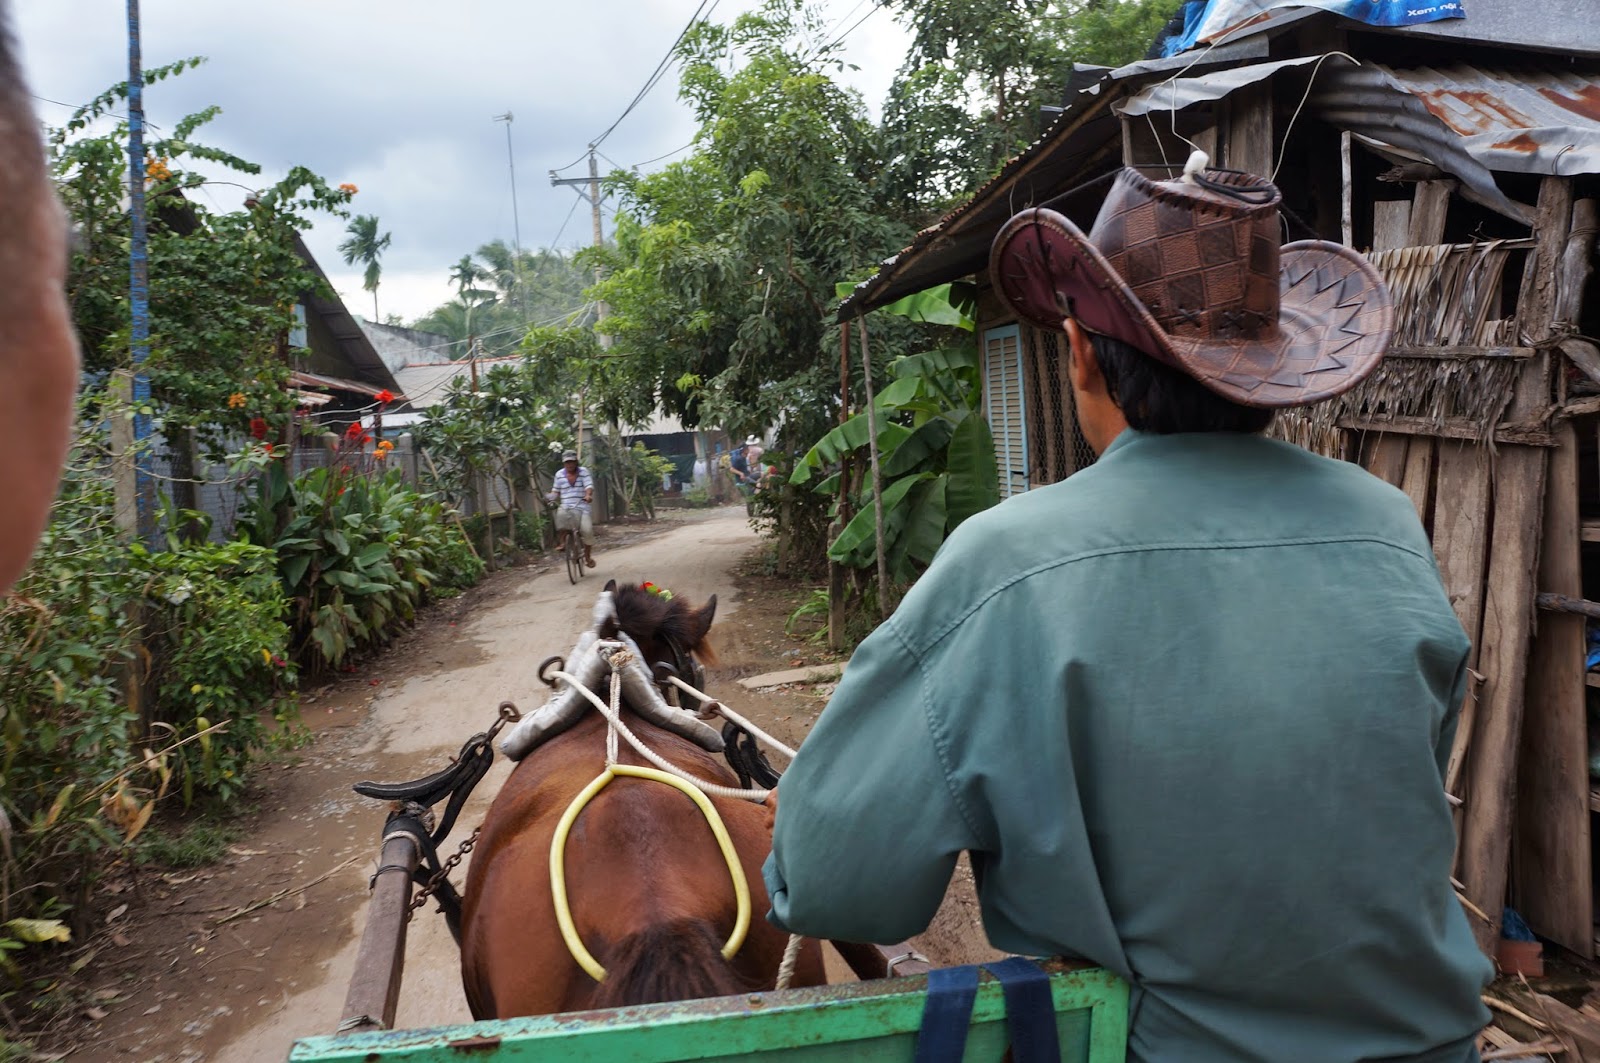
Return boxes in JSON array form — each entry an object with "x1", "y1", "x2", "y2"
[{"x1": 127, "y1": 0, "x2": 153, "y2": 537}]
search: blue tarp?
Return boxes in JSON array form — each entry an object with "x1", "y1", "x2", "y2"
[{"x1": 1160, "y1": 0, "x2": 1466, "y2": 58}]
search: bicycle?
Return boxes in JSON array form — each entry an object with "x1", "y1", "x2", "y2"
[{"x1": 549, "y1": 503, "x2": 587, "y2": 585}]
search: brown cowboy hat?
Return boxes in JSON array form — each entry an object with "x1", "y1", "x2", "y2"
[{"x1": 989, "y1": 165, "x2": 1393, "y2": 409}]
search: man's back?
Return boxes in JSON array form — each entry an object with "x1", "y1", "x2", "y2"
[{"x1": 766, "y1": 430, "x2": 1492, "y2": 1063}]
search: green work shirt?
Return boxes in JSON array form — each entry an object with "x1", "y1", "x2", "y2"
[{"x1": 765, "y1": 429, "x2": 1492, "y2": 1063}]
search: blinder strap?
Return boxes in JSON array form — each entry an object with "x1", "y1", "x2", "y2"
[{"x1": 913, "y1": 958, "x2": 1061, "y2": 1063}]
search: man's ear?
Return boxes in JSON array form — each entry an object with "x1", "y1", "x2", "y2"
[{"x1": 1064, "y1": 319, "x2": 1104, "y2": 397}]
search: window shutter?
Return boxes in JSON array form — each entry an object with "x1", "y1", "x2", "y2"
[{"x1": 982, "y1": 324, "x2": 1029, "y2": 499}]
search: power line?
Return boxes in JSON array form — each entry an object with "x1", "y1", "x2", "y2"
[
  {"x1": 548, "y1": 195, "x2": 582, "y2": 249},
  {"x1": 553, "y1": 0, "x2": 718, "y2": 172},
  {"x1": 821, "y1": 1, "x2": 879, "y2": 54},
  {"x1": 633, "y1": 139, "x2": 697, "y2": 168}
]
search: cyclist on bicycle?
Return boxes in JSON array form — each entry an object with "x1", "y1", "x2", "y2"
[{"x1": 547, "y1": 450, "x2": 595, "y2": 569}]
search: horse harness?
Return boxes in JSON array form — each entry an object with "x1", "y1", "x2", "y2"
[
  {"x1": 352, "y1": 648, "x2": 782, "y2": 940},
  {"x1": 352, "y1": 702, "x2": 522, "y2": 943}
]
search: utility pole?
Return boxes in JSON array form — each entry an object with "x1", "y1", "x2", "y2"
[
  {"x1": 492, "y1": 112, "x2": 525, "y2": 321},
  {"x1": 122, "y1": 0, "x2": 154, "y2": 542},
  {"x1": 550, "y1": 146, "x2": 611, "y2": 348}
]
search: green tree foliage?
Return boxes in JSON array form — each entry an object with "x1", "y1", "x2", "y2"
[
  {"x1": 878, "y1": 0, "x2": 1180, "y2": 218},
  {"x1": 586, "y1": 0, "x2": 913, "y2": 450},
  {"x1": 51, "y1": 58, "x2": 355, "y2": 454},
  {"x1": 412, "y1": 241, "x2": 593, "y2": 359},
  {"x1": 339, "y1": 213, "x2": 392, "y2": 321}
]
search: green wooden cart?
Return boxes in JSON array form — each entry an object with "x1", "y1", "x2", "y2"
[{"x1": 290, "y1": 960, "x2": 1128, "y2": 1062}]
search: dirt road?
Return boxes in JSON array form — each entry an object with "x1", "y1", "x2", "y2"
[{"x1": 73, "y1": 507, "x2": 991, "y2": 1062}]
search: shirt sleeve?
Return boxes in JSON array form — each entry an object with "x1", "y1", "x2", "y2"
[{"x1": 763, "y1": 617, "x2": 981, "y2": 943}]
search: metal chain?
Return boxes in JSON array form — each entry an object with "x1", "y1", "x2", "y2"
[
  {"x1": 407, "y1": 824, "x2": 482, "y2": 918},
  {"x1": 400, "y1": 701, "x2": 522, "y2": 922}
]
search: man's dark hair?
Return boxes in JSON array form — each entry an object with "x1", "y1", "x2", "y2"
[{"x1": 1087, "y1": 332, "x2": 1274, "y2": 435}]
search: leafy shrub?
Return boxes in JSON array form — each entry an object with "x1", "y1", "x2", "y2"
[
  {"x1": 133, "y1": 538, "x2": 298, "y2": 804},
  {"x1": 241, "y1": 463, "x2": 481, "y2": 671},
  {"x1": 513, "y1": 511, "x2": 545, "y2": 551},
  {"x1": 0, "y1": 458, "x2": 297, "y2": 931}
]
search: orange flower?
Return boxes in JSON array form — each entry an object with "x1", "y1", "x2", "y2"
[
  {"x1": 339, "y1": 182, "x2": 358, "y2": 195},
  {"x1": 374, "y1": 388, "x2": 394, "y2": 404},
  {"x1": 226, "y1": 392, "x2": 247, "y2": 409},
  {"x1": 373, "y1": 450, "x2": 388, "y2": 462}
]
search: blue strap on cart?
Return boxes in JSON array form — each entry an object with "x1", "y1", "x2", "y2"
[{"x1": 913, "y1": 956, "x2": 1061, "y2": 1063}]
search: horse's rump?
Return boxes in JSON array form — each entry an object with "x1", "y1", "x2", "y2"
[{"x1": 590, "y1": 917, "x2": 751, "y2": 1009}]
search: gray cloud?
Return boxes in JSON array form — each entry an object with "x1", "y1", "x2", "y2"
[{"x1": 14, "y1": 0, "x2": 908, "y2": 321}]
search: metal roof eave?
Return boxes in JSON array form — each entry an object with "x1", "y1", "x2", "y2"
[{"x1": 836, "y1": 78, "x2": 1126, "y2": 322}]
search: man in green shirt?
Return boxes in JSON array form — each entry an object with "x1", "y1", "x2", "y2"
[{"x1": 765, "y1": 164, "x2": 1492, "y2": 1062}]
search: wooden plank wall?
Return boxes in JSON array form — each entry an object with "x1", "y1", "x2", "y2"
[
  {"x1": 1458, "y1": 176, "x2": 1571, "y2": 954},
  {"x1": 1516, "y1": 420, "x2": 1592, "y2": 956},
  {"x1": 1351, "y1": 175, "x2": 1589, "y2": 957},
  {"x1": 1514, "y1": 195, "x2": 1600, "y2": 958}
]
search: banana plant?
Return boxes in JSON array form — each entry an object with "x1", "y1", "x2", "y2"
[{"x1": 792, "y1": 339, "x2": 998, "y2": 582}]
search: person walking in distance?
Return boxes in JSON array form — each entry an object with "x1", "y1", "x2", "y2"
[{"x1": 547, "y1": 450, "x2": 596, "y2": 569}]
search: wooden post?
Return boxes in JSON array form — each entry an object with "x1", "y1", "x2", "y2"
[
  {"x1": 829, "y1": 323, "x2": 852, "y2": 649},
  {"x1": 338, "y1": 834, "x2": 417, "y2": 1033},
  {"x1": 856, "y1": 319, "x2": 890, "y2": 619},
  {"x1": 1516, "y1": 420, "x2": 1592, "y2": 956},
  {"x1": 1407, "y1": 180, "x2": 1454, "y2": 247},
  {"x1": 110, "y1": 370, "x2": 139, "y2": 539},
  {"x1": 1458, "y1": 175, "x2": 1572, "y2": 953},
  {"x1": 1340, "y1": 131, "x2": 1353, "y2": 247},
  {"x1": 1222, "y1": 81, "x2": 1273, "y2": 177},
  {"x1": 1434, "y1": 442, "x2": 1492, "y2": 794}
]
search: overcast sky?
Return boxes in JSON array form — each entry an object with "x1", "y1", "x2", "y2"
[{"x1": 12, "y1": 0, "x2": 910, "y2": 324}]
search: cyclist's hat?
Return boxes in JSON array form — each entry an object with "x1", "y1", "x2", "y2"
[
  {"x1": 989, "y1": 161, "x2": 1392, "y2": 409},
  {"x1": 561, "y1": 450, "x2": 578, "y2": 462}
]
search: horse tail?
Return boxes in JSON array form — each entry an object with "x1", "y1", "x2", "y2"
[{"x1": 589, "y1": 918, "x2": 750, "y2": 1009}]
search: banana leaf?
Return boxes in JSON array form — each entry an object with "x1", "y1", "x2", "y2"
[
  {"x1": 791, "y1": 414, "x2": 912, "y2": 485},
  {"x1": 827, "y1": 472, "x2": 930, "y2": 567},
  {"x1": 882, "y1": 415, "x2": 956, "y2": 478},
  {"x1": 886, "y1": 476, "x2": 949, "y2": 581},
  {"x1": 945, "y1": 410, "x2": 1000, "y2": 530}
]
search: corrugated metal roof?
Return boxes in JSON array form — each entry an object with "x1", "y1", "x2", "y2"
[{"x1": 1361, "y1": 63, "x2": 1600, "y2": 176}]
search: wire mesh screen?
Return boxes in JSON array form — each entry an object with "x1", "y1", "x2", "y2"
[{"x1": 1022, "y1": 326, "x2": 1097, "y2": 485}]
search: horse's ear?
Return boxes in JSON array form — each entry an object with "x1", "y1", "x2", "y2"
[
  {"x1": 688, "y1": 593, "x2": 717, "y2": 645},
  {"x1": 604, "y1": 579, "x2": 617, "y2": 593}
]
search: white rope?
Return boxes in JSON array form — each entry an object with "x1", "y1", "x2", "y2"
[
  {"x1": 664, "y1": 675, "x2": 799, "y2": 761},
  {"x1": 775, "y1": 933, "x2": 805, "y2": 990},
  {"x1": 549, "y1": 667, "x2": 770, "y2": 803}
]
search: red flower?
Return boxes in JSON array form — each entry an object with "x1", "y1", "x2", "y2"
[
  {"x1": 262, "y1": 442, "x2": 274, "y2": 455},
  {"x1": 361, "y1": 434, "x2": 373, "y2": 445},
  {"x1": 374, "y1": 389, "x2": 394, "y2": 405},
  {"x1": 249, "y1": 417, "x2": 269, "y2": 440},
  {"x1": 345, "y1": 422, "x2": 363, "y2": 440}
]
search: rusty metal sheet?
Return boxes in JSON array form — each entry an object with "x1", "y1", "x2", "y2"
[{"x1": 1361, "y1": 64, "x2": 1600, "y2": 176}]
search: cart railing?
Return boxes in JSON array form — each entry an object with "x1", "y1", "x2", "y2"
[{"x1": 294, "y1": 960, "x2": 1129, "y2": 1062}]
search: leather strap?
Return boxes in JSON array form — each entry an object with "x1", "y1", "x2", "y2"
[{"x1": 913, "y1": 958, "x2": 1060, "y2": 1063}]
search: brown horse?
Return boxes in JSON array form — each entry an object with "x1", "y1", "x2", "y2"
[{"x1": 460, "y1": 582, "x2": 826, "y2": 1018}]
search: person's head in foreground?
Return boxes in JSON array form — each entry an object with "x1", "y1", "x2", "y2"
[
  {"x1": 988, "y1": 155, "x2": 1392, "y2": 445},
  {"x1": 0, "y1": 1, "x2": 82, "y2": 596}
]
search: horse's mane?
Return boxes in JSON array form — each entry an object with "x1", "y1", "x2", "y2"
[{"x1": 606, "y1": 584, "x2": 718, "y2": 667}]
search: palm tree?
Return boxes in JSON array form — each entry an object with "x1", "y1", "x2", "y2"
[{"x1": 338, "y1": 214, "x2": 392, "y2": 321}]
